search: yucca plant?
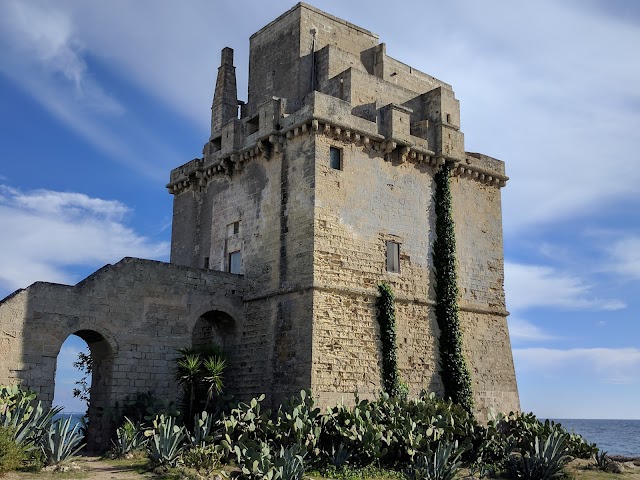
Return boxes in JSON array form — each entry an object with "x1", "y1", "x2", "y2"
[
  {"x1": 145, "y1": 414, "x2": 186, "y2": 467},
  {"x1": 40, "y1": 416, "x2": 85, "y2": 466},
  {"x1": 111, "y1": 417, "x2": 146, "y2": 457},
  {"x1": 405, "y1": 440, "x2": 465, "y2": 480},
  {"x1": 506, "y1": 431, "x2": 571, "y2": 480}
]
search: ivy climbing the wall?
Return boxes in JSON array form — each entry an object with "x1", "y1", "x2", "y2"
[
  {"x1": 376, "y1": 282, "x2": 402, "y2": 398},
  {"x1": 433, "y1": 162, "x2": 474, "y2": 413}
]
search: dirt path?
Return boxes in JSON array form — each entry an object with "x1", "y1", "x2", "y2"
[{"x1": 4, "y1": 456, "x2": 155, "y2": 480}]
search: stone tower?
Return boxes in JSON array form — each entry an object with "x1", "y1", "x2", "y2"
[
  {"x1": 168, "y1": 3, "x2": 519, "y2": 415},
  {"x1": 0, "y1": 4, "x2": 519, "y2": 451}
]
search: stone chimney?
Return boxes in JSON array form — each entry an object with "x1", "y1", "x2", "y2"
[{"x1": 211, "y1": 47, "x2": 238, "y2": 136}]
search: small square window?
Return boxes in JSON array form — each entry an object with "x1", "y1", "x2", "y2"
[
  {"x1": 386, "y1": 241, "x2": 400, "y2": 273},
  {"x1": 228, "y1": 251, "x2": 242, "y2": 274},
  {"x1": 329, "y1": 146, "x2": 342, "y2": 170}
]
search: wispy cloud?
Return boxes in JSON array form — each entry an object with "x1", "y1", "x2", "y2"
[
  {"x1": 505, "y1": 262, "x2": 626, "y2": 312},
  {"x1": 605, "y1": 235, "x2": 640, "y2": 280},
  {"x1": 0, "y1": 185, "x2": 169, "y2": 293},
  {"x1": 0, "y1": 1, "x2": 178, "y2": 180},
  {"x1": 514, "y1": 347, "x2": 640, "y2": 385},
  {"x1": 508, "y1": 317, "x2": 558, "y2": 343}
]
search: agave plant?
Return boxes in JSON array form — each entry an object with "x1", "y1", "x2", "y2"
[
  {"x1": 111, "y1": 417, "x2": 146, "y2": 457},
  {"x1": 145, "y1": 414, "x2": 186, "y2": 467},
  {"x1": 506, "y1": 431, "x2": 572, "y2": 480},
  {"x1": 40, "y1": 416, "x2": 85, "y2": 466},
  {"x1": 592, "y1": 449, "x2": 609, "y2": 470},
  {"x1": 275, "y1": 444, "x2": 306, "y2": 480},
  {"x1": 0, "y1": 386, "x2": 61, "y2": 449},
  {"x1": 405, "y1": 440, "x2": 465, "y2": 480}
]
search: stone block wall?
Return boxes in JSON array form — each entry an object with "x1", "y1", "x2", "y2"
[{"x1": 0, "y1": 258, "x2": 244, "y2": 450}]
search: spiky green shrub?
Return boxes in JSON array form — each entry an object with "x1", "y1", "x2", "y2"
[
  {"x1": 405, "y1": 440, "x2": 465, "y2": 480},
  {"x1": 275, "y1": 444, "x2": 306, "y2": 480},
  {"x1": 111, "y1": 417, "x2": 146, "y2": 457},
  {"x1": 40, "y1": 416, "x2": 85, "y2": 466},
  {"x1": 432, "y1": 163, "x2": 474, "y2": 413},
  {"x1": 478, "y1": 411, "x2": 596, "y2": 467},
  {"x1": 0, "y1": 426, "x2": 24, "y2": 475},
  {"x1": 592, "y1": 449, "x2": 609, "y2": 470},
  {"x1": 145, "y1": 415, "x2": 186, "y2": 467},
  {"x1": 505, "y1": 431, "x2": 572, "y2": 480},
  {"x1": 0, "y1": 385, "x2": 61, "y2": 449}
]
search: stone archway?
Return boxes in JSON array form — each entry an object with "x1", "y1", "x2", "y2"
[
  {"x1": 192, "y1": 310, "x2": 236, "y2": 350},
  {"x1": 191, "y1": 310, "x2": 237, "y2": 396},
  {"x1": 69, "y1": 329, "x2": 113, "y2": 452}
]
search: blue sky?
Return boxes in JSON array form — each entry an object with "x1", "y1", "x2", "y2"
[{"x1": 1, "y1": 0, "x2": 638, "y2": 418}]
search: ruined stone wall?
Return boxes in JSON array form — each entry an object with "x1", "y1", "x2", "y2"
[{"x1": 0, "y1": 258, "x2": 244, "y2": 450}]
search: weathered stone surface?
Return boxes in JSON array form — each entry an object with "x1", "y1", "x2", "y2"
[{"x1": 0, "y1": 1, "x2": 519, "y2": 449}]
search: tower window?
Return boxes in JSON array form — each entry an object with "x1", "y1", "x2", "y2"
[
  {"x1": 228, "y1": 251, "x2": 242, "y2": 274},
  {"x1": 330, "y1": 146, "x2": 342, "y2": 170},
  {"x1": 386, "y1": 241, "x2": 400, "y2": 273},
  {"x1": 233, "y1": 221, "x2": 240, "y2": 234},
  {"x1": 204, "y1": 257, "x2": 210, "y2": 269}
]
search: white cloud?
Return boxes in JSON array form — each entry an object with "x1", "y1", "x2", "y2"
[
  {"x1": 505, "y1": 262, "x2": 626, "y2": 312},
  {"x1": 2, "y1": 1, "x2": 638, "y2": 231},
  {"x1": 514, "y1": 347, "x2": 640, "y2": 385},
  {"x1": 0, "y1": 185, "x2": 169, "y2": 293},
  {"x1": 606, "y1": 235, "x2": 640, "y2": 280},
  {"x1": 508, "y1": 317, "x2": 557, "y2": 342},
  {"x1": 0, "y1": 1, "x2": 180, "y2": 180}
]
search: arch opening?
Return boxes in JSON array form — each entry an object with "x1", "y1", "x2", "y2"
[
  {"x1": 192, "y1": 310, "x2": 236, "y2": 350},
  {"x1": 53, "y1": 329, "x2": 114, "y2": 452},
  {"x1": 192, "y1": 310, "x2": 237, "y2": 398}
]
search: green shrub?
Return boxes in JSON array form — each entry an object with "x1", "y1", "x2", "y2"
[
  {"x1": 0, "y1": 426, "x2": 24, "y2": 475},
  {"x1": 181, "y1": 444, "x2": 221, "y2": 475},
  {"x1": 273, "y1": 390, "x2": 321, "y2": 454}
]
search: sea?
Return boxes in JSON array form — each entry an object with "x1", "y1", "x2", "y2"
[{"x1": 552, "y1": 419, "x2": 640, "y2": 457}]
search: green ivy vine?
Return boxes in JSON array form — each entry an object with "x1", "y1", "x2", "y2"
[
  {"x1": 376, "y1": 282, "x2": 402, "y2": 398},
  {"x1": 433, "y1": 162, "x2": 474, "y2": 413}
]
